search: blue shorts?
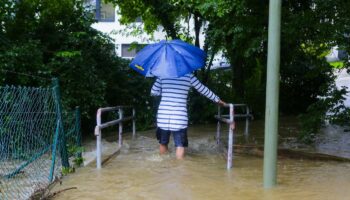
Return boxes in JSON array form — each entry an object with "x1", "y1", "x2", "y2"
[{"x1": 156, "y1": 128, "x2": 188, "y2": 147}]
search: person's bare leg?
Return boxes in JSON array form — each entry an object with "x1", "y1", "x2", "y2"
[
  {"x1": 176, "y1": 147, "x2": 185, "y2": 159},
  {"x1": 159, "y1": 144, "x2": 168, "y2": 154}
]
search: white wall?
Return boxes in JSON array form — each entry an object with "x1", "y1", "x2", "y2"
[
  {"x1": 92, "y1": 21, "x2": 167, "y2": 57},
  {"x1": 91, "y1": 5, "x2": 208, "y2": 58}
]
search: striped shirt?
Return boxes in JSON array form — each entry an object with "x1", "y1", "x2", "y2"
[{"x1": 151, "y1": 74, "x2": 220, "y2": 131}]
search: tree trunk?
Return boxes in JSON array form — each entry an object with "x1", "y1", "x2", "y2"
[
  {"x1": 233, "y1": 58, "x2": 244, "y2": 98},
  {"x1": 203, "y1": 50, "x2": 215, "y2": 84},
  {"x1": 194, "y1": 12, "x2": 201, "y2": 47}
]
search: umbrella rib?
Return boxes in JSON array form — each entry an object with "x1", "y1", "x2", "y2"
[
  {"x1": 168, "y1": 44, "x2": 203, "y2": 72},
  {"x1": 137, "y1": 45, "x2": 164, "y2": 76},
  {"x1": 172, "y1": 40, "x2": 206, "y2": 58}
]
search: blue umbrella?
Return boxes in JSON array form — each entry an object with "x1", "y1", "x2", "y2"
[{"x1": 129, "y1": 39, "x2": 206, "y2": 78}]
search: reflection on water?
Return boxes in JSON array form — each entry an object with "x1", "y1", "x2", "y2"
[{"x1": 52, "y1": 123, "x2": 350, "y2": 200}]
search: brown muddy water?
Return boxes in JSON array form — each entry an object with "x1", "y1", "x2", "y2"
[{"x1": 52, "y1": 119, "x2": 350, "y2": 200}]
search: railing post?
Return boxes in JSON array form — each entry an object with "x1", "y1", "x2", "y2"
[
  {"x1": 95, "y1": 106, "x2": 135, "y2": 169},
  {"x1": 227, "y1": 104, "x2": 234, "y2": 169},
  {"x1": 49, "y1": 120, "x2": 60, "y2": 182},
  {"x1": 216, "y1": 106, "x2": 221, "y2": 144},
  {"x1": 96, "y1": 130, "x2": 102, "y2": 169},
  {"x1": 75, "y1": 106, "x2": 82, "y2": 159},
  {"x1": 244, "y1": 105, "x2": 249, "y2": 139},
  {"x1": 132, "y1": 108, "x2": 136, "y2": 138},
  {"x1": 118, "y1": 108, "x2": 123, "y2": 146},
  {"x1": 96, "y1": 109, "x2": 102, "y2": 169},
  {"x1": 52, "y1": 78, "x2": 69, "y2": 168}
]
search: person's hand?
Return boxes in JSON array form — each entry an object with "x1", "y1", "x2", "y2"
[{"x1": 218, "y1": 100, "x2": 227, "y2": 107}]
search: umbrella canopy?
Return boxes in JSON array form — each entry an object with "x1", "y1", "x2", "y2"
[{"x1": 129, "y1": 39, "x2": 206, "y2": 78}]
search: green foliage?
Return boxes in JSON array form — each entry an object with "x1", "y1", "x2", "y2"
[
  {"x1": 2, "y1": 0, "x2": 350, "y2": 142},
  {"x1": 109, "y1": 0, "x2": 350, "y2": 143},
  {"x1": 67, "y1": 145, "x2": 84, "y2": 157},
  {"x1": 207, "y1": 0, "x2": 349, "y2": 136},
  {"x1": 73, "y1": 156, "x2": 84, "y2": 167},
  {"x1": 110, "y1": 0, "x2": 182, "y2": 38},
  {"x1": 0, "y1": 0, "x2": 157, "y2": 132},
  {"x1": 329, "y1": 61, "x2": 344, "y2": 69},
  {"x1": 1, "y1": 0, "x2": 105, "y2": 117},
  {"x1": 0, "y1": 41, "x2": 47, "y2": 86},
  {"x1": 61, "y1": 166, "x2": 75, "y2": 176},
  {"x1": 244, "y1": 59, "x2": 265, "y2": 117},
  {"x1": 280, "y1": 53, "x2": 334, "y2": 114},
  {"x1": 298, "y1": 85, "x2": 349, "y2": 143}
]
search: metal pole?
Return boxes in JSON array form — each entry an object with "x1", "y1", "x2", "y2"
[
  {"x1": 227, "y1": 104, "x2": 234, "y2": 169},
  {"x1": 132, "y1": 108, "x2": 136, "y2": 138},
  {"x1": 263, "y1": 0, "x2": 282, "y2": 188},
  {"x1": 118, "y1": 108, "x2": 123, "y2": 146},
  {"x1": 52, "y1": 78, "x2": 70, "y2": 168},
  {"x1": 49, "y1": 120, "x2": 60, "y2": 181},
  {"x1": 75, "y1": 106, "x2": 82, "y2": 159},
  {"x1": 96, "y1": 109, "x2": 102, "y2": 169},
  {"x1": 96, "y1": 130, "x2": 101, "y2": 169}
]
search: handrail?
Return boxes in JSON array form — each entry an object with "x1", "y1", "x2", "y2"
[
  {"x1": 216, "y1": 103, "x2": 252, "y2": 137},
  {"x1": 216, "y1": 104, "x2": 234, "y2": 169},
  {"x1": 95, "y1": 106, "x2": 136, "y2": 169},
  {"x1": 215, "y1": 103, "x2": 252, "y2": 169}
]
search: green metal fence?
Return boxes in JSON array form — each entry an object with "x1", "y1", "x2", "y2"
[{"x1": 0, "y1": 80, "x2": 81, "y2": 199}]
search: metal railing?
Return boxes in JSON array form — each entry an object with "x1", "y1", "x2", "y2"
[
  {"x1": 216, "y1": 104, "x2": 252, "y2": 138},
  {"x1": 94, "y1": 106, "x2": 136, "y2": 169},
  {"x1": 232, "y1": 104, "x2": 253, "y2": 137},
  {"x1": 215, "y1": 104, "x2": 252, "y2": 169}
]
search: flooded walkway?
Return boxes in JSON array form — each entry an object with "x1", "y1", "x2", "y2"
[{"x1": 52, "y1": 123, "x2": 350, "y2": 200}]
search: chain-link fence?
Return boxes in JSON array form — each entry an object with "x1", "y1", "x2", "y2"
[{"x1": 0, "y1": 80, "x2": 82, "y2": 200}]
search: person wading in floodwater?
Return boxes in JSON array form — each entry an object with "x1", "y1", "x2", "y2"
[
  {"x1": 129, "y1": 40, "x2": 225, "y2": 159},
  {"x1": 151, "y1": 74, "x2": 226, "y2": 159}
]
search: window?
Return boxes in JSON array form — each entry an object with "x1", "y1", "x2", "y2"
[
  {"x1": 338, "y1": 50, "x2": 348, "y2": 60},
  {"x1": 100, "y1": 2, "x2": 115, "y2": 21},
  {"x1": 121, "y1": 44, "x2": 147, "y2": 58},
  {"x1": 89, "y1": 0, "x2": 115, "y2": 22},
  {"x1": 121, "y1": 44, "x2": 137, "y2": 57}
]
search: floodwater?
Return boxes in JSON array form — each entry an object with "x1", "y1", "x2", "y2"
[{"x1": 52, "y1": 120, "x2": 350, "y2": 200}]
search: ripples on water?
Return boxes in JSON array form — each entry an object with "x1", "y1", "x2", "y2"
[{"x1": 52, "y1": 124, "x2": 350, "y2": 200}]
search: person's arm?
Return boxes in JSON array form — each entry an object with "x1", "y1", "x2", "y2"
[
  {"x1": 150, "y1": 78, "x2": 161, "y2": 96},
  {"x1": 217, "y1": 99, "x2": 227, "y2": 106},
  {"x1": 190, "y1": 75, "x2": 221, "y2": 103}
]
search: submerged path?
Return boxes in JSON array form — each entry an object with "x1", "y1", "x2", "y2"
[{"x1": 51, "y1": 124, "x2": 350, "y2": 200}]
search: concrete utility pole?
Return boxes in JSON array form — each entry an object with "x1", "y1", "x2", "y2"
[{"x1": 263, "y1": 0, "x2": 282, "y2": 188}]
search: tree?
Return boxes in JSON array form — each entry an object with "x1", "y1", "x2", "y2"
[
  {"x1": 109, "y1": 0, "x2": 350, "y2": 133},
  {"x1": 0, "y1": 0, "x2": 157, "y2": 131}
]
